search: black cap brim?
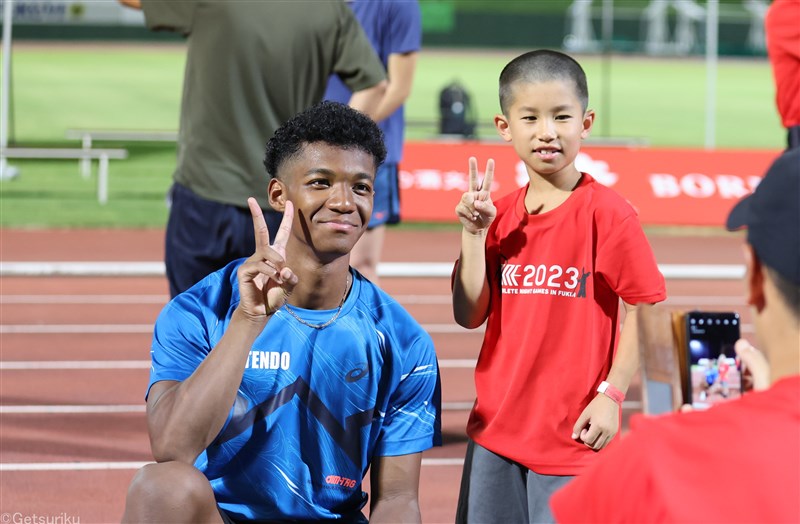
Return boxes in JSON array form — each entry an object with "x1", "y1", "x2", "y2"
[{"x1": 725, "y1": 195, "x2": 751, "y2": 232}]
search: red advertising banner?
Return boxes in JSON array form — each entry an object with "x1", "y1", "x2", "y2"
[{"x1": 399, "y1": 141, "x2": 781, "y2": 226}]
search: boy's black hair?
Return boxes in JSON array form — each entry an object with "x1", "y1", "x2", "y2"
[
  {"x1": 264, "y1": 101, "x2": 386, "y2": 179},
  {"x1": 498, "y1": 49, "x2": 589, "y2": 115}
]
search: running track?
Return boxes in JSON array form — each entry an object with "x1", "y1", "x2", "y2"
[{"x1": 0, "y1": 228, "x2": 750, "y2": 523}]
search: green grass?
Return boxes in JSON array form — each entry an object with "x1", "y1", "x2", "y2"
[{"x1": 0, "y1": 44, "x2": 784, "y2": 228}]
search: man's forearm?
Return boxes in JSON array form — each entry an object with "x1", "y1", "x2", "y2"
[{"x1": 148, "y1": 310, "x2": 265, "y2": 463}]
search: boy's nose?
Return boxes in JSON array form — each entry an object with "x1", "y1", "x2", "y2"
[{"x1": 538, "y1": 120, "x2": 557, "y2": 140}]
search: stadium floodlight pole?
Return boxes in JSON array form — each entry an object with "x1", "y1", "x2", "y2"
[
  {"x1": 705, "y1": 0, "x2": 719, "y2": 150},
  {"x1": 1, "y1": 0, "x2": 16, "y2": 179}
]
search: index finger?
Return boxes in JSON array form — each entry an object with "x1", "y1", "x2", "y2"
[
  {"x1": 271, "y1": 200, "x2": 294, "y2": 255},
  {"x1": 479, "y1": 158, "x2": 495, "y2": 193},
  {"x1": 248, "y1": 197, "x2": 271, "y2": 250}
]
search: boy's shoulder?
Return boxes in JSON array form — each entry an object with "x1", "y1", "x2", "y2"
[{"x1": 580, "y1": 173, "x2": 639, "y2": 220}]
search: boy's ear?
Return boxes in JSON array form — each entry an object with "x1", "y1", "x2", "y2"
[
  {"x1": 581, "y1": 109, "x2": 596, "y2": 139},
  {"x1": 743, "y1": 244, "x2": 766, "y2": 312},
  {"x1": 268, "y1": 178, "x2": 286, "y2": 212},
  {"x1": 495, "y1": 114, "x2": 512, "y2": 143}
]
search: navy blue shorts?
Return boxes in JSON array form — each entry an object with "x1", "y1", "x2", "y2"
[
  {"x1": 164, "y1": 183, "x2": 283, "y2": 298},
  {"x1": 369, "y1": 163, "x2": 400, "y2": 228}
]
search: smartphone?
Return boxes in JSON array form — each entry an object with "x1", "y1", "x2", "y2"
[{"x1": 684, "y1": 311, "x2": 742, "y2": 409}]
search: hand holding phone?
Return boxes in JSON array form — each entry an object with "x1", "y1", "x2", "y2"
[{"x1": 684, "y1": 311, "x2": 742, "y2": 409}]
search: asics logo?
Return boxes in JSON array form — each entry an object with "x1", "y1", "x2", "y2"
[{"x1": 345, "y1": 364, "x2": 369, "y2": 383}]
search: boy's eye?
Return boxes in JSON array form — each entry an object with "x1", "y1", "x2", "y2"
[
  {"x1": 309, "y1": 178, "x2": 330, "y2": 188},
  {"x1": 556, "y1": 114, "x2": 572, "y2": 121}
]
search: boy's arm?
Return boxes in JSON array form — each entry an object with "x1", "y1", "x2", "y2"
[
  {"x1": 452, "y1": 157, "x2": 496, "y2": 328},
  {"x1": 368, "y1": 453, "x2": 423, "y2": 523},
  {"x1": 571, "y1": 301, "x2": 646, "y2": 451}
]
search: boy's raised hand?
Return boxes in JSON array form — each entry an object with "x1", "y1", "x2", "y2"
[
  {"x1": 237, "y1": 198, "x2": 299, "y2": 323},
  {"x1": 455, "y1": 157, "x2": 496, "y2": 233}
]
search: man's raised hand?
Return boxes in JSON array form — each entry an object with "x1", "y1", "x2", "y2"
[
  {"x1": 455, "y1": 157, "x2": 496, "y2": 234},
  {"x1": 237, "y1": 198, "x2": 298, "y2": 322}
]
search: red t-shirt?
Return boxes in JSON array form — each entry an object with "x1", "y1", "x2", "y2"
[
  {"x1": 551, "y1": 376, "x2": 800, "y2": 523},
  {"x1": 766, "y1": 0, "x2": 800, "y2": 128},
  {"x1": 467, "y1": 174, "x2": 666, "y2": 475}
]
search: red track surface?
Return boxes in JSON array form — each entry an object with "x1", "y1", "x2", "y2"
[{"x1": 0, "y1": 228, "x2": 749, "y2": 523}]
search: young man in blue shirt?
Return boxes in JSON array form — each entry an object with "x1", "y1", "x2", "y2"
[{"x1": 121, "y1": 102, "x2": 441, "y2": 523}]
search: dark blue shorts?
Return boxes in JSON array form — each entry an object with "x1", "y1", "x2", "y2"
[
  {"x1": 164, "y1": 183, "x2": 283, "y2": 298},
  {"x1": 369, "y1": 163, "x2": 400, "y2": 228}
]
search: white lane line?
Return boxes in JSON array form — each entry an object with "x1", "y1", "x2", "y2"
[
  {"x1": 0, "y1": 323, "x2": 478, "y2": 334},
  {"x1": 2, "y1": 294, "x2": 746, "y2": 306},
  {"x1": 0, "y1": 359, "x2": 478, "y2": 370},
  {"x1": 0, "y1": 458, "x2": 464, "y2": 471},
  {"x1": 0, "y1": 405, "x2": 145, "y2": 414},
  {"x1": 0, "y1": 261, "x2": 746, "y2": 279},
  {"x1": 0, "y1": 404, "x2": 475, "y2": 414},
  {"x1": 0, "y1": 360, "x2": 151, "y2": 370},
  {"x1": 0, "y1": 294, "x2": 453, "y2": 305}
]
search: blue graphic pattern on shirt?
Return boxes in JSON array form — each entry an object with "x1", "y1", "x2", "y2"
[{"x1": 148, "y1": 261, "x2": 441, "y2": 521}]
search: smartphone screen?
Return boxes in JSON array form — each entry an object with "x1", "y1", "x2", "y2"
[{"x1": 685, "y1": 311, "x2": 742, "y2": 409}]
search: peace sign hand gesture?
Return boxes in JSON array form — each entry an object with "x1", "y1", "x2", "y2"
[
  {"x1": 236, "y1": 198, "x2": 299, "y2": 324},
  {"x1": 455, "y1": 157, "x2": 496, "y2": 234}
]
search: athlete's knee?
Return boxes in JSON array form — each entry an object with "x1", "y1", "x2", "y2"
[{"x1": 122, "y1": 462, "x2": 219, "y2": 523}]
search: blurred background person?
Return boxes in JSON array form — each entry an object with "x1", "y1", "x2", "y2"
[
  {"x1": 765, "y1": 0, "x2": 800, "y2": 150},
  {"x1": 119, "y1": 0, "x2": 387, "y2": 297},
  {"x1": 323, "y1": 0, "x2": 422, "y2": 285}
]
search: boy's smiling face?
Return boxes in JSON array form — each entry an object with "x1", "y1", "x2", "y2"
[{"x1": 495, "y1": 79, "x2": 594, "y2": 181}]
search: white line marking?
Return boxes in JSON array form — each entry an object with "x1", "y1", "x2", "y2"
[
  {"x1": 0, "y1": 294, "x2": 748, "y2": 306},
  {"x1": 0, "y1": 323, "x2": 477, "y2": 335},
  {"x1": 0, "y1": 458, "x2": 464, "y2": 471},
  {"x1": 0, "y1": 261, "x2": 747, "y2": 280},
  {"x1": 0, "y1": 358, "x2": 478, "y2": 370},
  {"x1": 0, "y1": 360, "x2": 150, "y2": 370},
  {"x1": 0, "y1": 405, "x2": 145, "y2": 414}
]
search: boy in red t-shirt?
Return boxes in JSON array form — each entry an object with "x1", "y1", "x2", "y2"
[{"x1": 452, "y1": 49, "x2": 666, "y2": 523}]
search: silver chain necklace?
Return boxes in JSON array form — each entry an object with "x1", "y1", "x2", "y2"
[{"x1": 282, "y1": 274, "x2": 350, "y2": 329}]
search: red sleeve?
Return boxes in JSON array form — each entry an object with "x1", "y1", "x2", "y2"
[
  {"x1": 595, "y1": 213, "x2": 666, "y2": 304},
  {"x1": 551, "y1": 429, "x2": 665, "y2": 523}
]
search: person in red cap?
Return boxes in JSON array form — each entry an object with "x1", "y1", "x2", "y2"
[{"x1": 550, "y1": 147, "x2": 800, "y2": 523}]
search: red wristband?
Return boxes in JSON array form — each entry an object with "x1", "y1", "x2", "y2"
[{"x1": 597, "y1": 381, "x2": 625, "y2": 405}]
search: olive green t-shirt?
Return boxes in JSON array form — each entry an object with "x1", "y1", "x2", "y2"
[{"x1": 141, "y1": 0, "x2": 386, "y2": 209}]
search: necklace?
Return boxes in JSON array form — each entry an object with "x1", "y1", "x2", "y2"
[{"x1": 282, "y1": 274, "x2": 350, "y2": 329}]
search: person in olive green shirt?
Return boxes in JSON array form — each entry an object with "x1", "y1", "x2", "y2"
[{"x1": 119, "y1": 0, "x2": 387, "y2": 297}]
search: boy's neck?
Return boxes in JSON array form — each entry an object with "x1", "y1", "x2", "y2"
[{"x1": 524, "y1": 168, "x2": 583, "y2": 215}]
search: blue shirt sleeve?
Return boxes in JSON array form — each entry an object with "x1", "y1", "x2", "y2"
[{"x1": 375, "y1": 330, "x2": 442, "y2": 456}]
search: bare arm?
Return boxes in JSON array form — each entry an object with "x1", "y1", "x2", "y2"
[
  {"x1": 147, "y1": 200, "x2": 298, "y2": 464},
  {"x1": 348, "y1": 80, "x2": 388, "y2": 120},
  {"x1": 369, "y1": 52, "x2": 418, "y2": 123},
  {"x1": 118, "y1": 0, "x2": 141, "y2": 9},
  {"x1": 572, "y1": 301, "x2": 645, "y2": 450},
  {"x1": 368, "y1": 453, "x2": 422, "y2": 523},
  {"x1": 452, "y1": 157, "x2": 496, "y2": 328}
]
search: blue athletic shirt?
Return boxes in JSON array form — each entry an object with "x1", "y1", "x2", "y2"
[
  {"x1": 148, "y1": 260, "x2": 441, "y2": 521},
  {"x1": 323, "y1": 0, "x2": 422, "y2": 165}
]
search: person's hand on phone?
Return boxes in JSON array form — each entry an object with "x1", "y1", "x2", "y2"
[{"x1": 734, "y1": 338, "x2": 770, "y2": 392}]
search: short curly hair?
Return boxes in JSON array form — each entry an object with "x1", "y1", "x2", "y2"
[{"x1": 264, "y1": 101, "x2": 386, "y2": 180}]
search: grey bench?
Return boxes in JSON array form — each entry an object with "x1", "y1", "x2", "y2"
[
  {"x1": 1, "y1": 147, "x2": 129, "y2": 204},
  {"x1": 66, "y1": 129, "x2": 177, "y2": 179}
]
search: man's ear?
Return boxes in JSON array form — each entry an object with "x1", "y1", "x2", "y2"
[
  {"x1": 743, "y1": 244, "x2": 766, "y2": 312},
  {"x1": 495, "y1": 114, "x2": 512, "y2": 143},
  {"x1": 268, "y1": 178, "x2": 286, "y2": 212}
]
